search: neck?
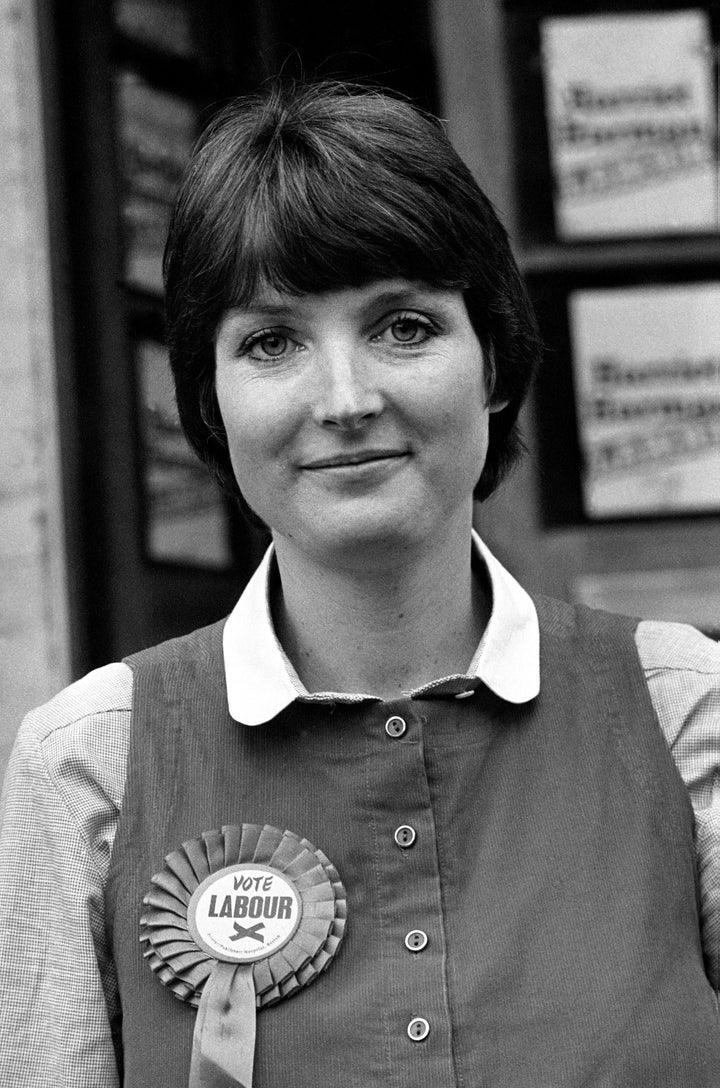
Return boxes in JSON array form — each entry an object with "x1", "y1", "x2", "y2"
[{"x1": 272, "y1": 526, "x2": 489, "y2": 699}]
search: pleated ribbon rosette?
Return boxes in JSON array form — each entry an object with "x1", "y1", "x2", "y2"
[{"x1": 140, "y1": 823, "x2": 347, "y2": 1088}]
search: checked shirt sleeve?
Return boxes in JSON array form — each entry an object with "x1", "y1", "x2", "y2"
[
  {"x1": 638, "y1": 620, "x2": 720, "y2": 991},
  {"x1": 0, "y1": 664, "x2": 132, "y2": 1088}
]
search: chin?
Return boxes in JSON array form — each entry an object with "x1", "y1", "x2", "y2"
[{"x1": 289, "y1": 509, "x2": 444, "y2": 567}]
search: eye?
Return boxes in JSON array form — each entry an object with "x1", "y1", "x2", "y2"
[
  {"x1": 377, "y1": 312, "x2": 437, "y2": 347},
  {"x1": 241, "y1": 329, "x2": 297, "y2": 361}
]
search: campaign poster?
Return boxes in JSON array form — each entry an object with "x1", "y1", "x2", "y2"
[
  {"x1": 541, "y1": 11, "x2": 717, "y2": 238},
  {"x1": 137, "y1": 339, "x2": 232, "y2": 568},
  {"x1": 117, "y1": 72, "x2": 197, "y2": 294},
  {"x1": 114, "y1": 0, "x2": 195, "y2": 57},
  {"x1": 568, "y1": 284, "x2": 720, "y2": 519}
]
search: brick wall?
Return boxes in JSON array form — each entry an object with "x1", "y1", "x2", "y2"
[{"x1": 0, "y1": 0, "x2": 70, "y2": 777}]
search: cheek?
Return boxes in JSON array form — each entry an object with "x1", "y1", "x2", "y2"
[
  {"x1": 215, "y1": 380, "x2": 300, "y2": 520},
  {"x1": 455, "y1": 405, "x2": 491, "y2": 467},
  {"x1": 217, "y1": 373, "x2": 275, "y2": 456},
  {"x1": 222, "y1": 420, "x2": 279, "y2": 495},
  {"x1": 438, "y1": 367, "x2": 489, "y2": 441},
  {"x1": 442, "y1": 380, "x2": 492, "y2": 484},
  {"x1": 214, "y1": 388, "x2": 263, "y2": 487}
]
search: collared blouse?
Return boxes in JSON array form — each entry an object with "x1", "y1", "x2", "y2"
[{"x1": 1, "y1": 536, "x2": 719, "y2": 1086}]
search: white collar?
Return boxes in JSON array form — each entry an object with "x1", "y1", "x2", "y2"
[{"x1": 223, "y1": 531, "x2": 540, "y2": 725}]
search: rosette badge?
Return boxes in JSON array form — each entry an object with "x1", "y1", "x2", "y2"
[{"x1": 140, "y1": 824, "x2": 347, "y2": 1087}]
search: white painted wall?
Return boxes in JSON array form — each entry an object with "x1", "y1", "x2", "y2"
[{"x1": 0, "y1": 0, "x2": 70, "y2": 776}]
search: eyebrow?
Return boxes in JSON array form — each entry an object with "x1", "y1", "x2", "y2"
[
  {"x1": 225, "y1": 301, "x2": 296, "y2": 320},
  {"x1": 219, "y1": 283, "x2": 444, "y2": 331},
  {"x1": 362, "y1": 287, "x2": 432, "y2": 309},
  {"x1": 249, "y1": 285, "x2": 435, "y2": 312},
  {"x1": 215, "y1": 303, "x2": 296, "y2": 338}
]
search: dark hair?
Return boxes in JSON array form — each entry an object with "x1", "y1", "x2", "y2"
[{"x1": 164, "y1": 80, "x2": 541, "y2": 514}]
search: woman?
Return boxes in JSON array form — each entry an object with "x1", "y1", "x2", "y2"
[{"x1": 1, "y1": 81, "x2": 719, "y2": 1088}]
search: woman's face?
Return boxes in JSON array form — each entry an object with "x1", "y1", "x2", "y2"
[{"x1": 214, "y1": 279, "x2": 501, "y2": 567}]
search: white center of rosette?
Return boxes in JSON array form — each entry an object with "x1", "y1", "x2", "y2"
[{"x1": 187, "y1": 863, "x2": 302, "y2": 963}]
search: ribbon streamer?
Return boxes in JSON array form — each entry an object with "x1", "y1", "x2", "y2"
[{"x1": 190, "y1": 962, "x2": 256, "y2": 1088}]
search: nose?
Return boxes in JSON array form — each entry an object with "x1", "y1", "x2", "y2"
[{"x1": 311, "y1": 342, "x2": 384, "y2": 430}]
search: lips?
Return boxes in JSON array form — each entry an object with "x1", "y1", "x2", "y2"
[{"x1": 301, "y1": 449, "x2": 409, "y2": 470}]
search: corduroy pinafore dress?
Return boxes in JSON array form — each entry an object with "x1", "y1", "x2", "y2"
[{"x1": 106, "y1": 596, "x2": 720, "y2": 1086}]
